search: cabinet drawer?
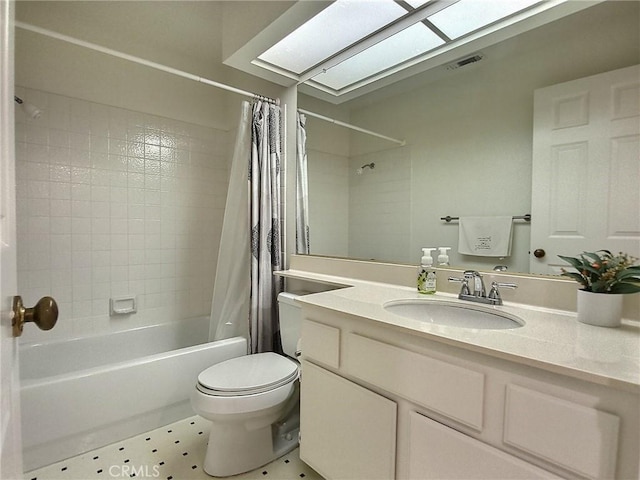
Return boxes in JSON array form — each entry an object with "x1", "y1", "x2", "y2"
[
  {"x1": 408, "y1": 411, "x2": 559, "y2": 479},
  {"x1": 345, "y1": 333, "x2": 485, "y2": 429},
  {"x1": 301, "y1": 319, "x2": 340, "y2": 368},
  {"x1": 504, "y1": 384, "x2": 620, "y2": 479}
]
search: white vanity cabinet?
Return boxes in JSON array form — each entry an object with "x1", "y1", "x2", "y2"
[
  {"x1": 298, "y1": 305, "x2": 639, "y2": 480},
  {"x1": 300, "y1": 361, "x2": 397, "y2": 480},
  {"x1": 407, "y1": 411, "x2": 560, "y2": 479}
]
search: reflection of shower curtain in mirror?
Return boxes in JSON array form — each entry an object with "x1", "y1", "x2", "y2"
[
  {"x1": 210, "y1": 100, "x2": 284, "y2": 354},
  {"x1": 296, "y1": 112, "x2": 310, "y2": 254},
  {"x1": 249, "y1": 100, "x2": 284, "y2": 353}
]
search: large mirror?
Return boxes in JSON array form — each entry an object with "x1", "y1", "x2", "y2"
[{"x1": 299, "y1": 1, "x2": 639, "y2": 275}]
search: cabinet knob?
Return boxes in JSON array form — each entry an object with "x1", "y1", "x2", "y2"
[{"x1": 533, "y1": 249, "x2": 546, "y2": 258}]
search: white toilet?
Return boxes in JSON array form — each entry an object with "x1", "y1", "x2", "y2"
[{"x1": 191, "y1": 292, "x2": 303, "y2": 477}]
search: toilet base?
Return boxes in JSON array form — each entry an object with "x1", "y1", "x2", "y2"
[{"x1": 203, "y1": 407, "x2": 300, "y2": 477}]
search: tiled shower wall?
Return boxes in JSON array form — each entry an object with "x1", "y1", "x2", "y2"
[
  {"x1": 307, "y1": 148, "x2": 349, "y2": 257},
  {"x1": 15, "y1": 87, "x2": 230, "y2": 342},
  {"x1": 305, "y1": 145, "x2": 410, "y2": 263},
  {"x1": 348, "y1": 147, "x2": 411, "y2": 263}
]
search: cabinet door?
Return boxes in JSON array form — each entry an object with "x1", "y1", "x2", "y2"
[
  {"x1": 300, "y1": 361, "x2": 397, "y2": 480},
  {"x1": 408, "y1": 412, "x2": 559, "y2": 480}
]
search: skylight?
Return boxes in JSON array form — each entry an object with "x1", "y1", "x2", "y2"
[
  {"x1": 257, "y1": 0, "x2": 407, "y2": 75},
  {"x1": 252, "y1": 0, "x2": 560, "y2": 98},
  {"x1": 428, "y1": 0, "x2": 541, "y2": 39},
  {"x1": 312, "y1": 22, "x2": 445, "y2": 90}
]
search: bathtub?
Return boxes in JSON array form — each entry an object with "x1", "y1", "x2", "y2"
[{"x1": 19, "y1": 317, "x2": 247, "y2": 471}]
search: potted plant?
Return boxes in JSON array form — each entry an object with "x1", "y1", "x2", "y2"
[{"x1": 559, "y1": 250, "x2": 640, "y2": 327}]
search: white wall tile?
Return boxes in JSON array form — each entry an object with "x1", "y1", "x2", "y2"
[
  {"x1": 26, "y1": 162, "x2": 50, "y2": 181},
  {"x1": 50, "y1": 217, "x2": 71, "y2": 234},
  {"x1": 49, "y1": 186, "x2": 70, "y2": 206},
  {"x1": 50, "y1": 164, "x2": 71, "y2": 183},
  {"x1": 17, "y1": 89, "x2": 229, "y2": 342},
  {"x1": 49, "y1": 146, "x2": 70, "y2": 165}
]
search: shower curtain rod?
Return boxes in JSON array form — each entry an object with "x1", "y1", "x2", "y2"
[
  {"x1": 15, "y1": 22, "x2": 279, "y2": 105},
  {"x1": 298, "y1": 108, "x2": 405, "y2": 146}
]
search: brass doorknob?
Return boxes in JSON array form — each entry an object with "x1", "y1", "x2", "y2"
[
  {"x1": 533, "y1": 248, "x2": 546, "y2": 258},
  {"x1": 12, "y1": 296, "x2": 59, "y2": 337}
]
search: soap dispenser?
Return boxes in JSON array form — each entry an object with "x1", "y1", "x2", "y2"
[
  {"x1": 418, "y1": 248, "x2": 437, "y2": 294},
  {"x1": 437, "y1": 247, "x2": 451, "y2": 266}
]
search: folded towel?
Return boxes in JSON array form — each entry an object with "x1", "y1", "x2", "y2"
[{"x1": 458, "y1": 216, "x2": 513, "y2": 257}]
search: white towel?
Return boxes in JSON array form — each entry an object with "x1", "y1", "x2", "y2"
[{"x1": 458, "y1": 216, "x2": 513, "y2": 257}]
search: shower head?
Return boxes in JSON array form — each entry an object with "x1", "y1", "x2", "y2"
[
  {"x1": 14, "y1": 96, "x2": 42, "y2": 120},
  {"x1": 356, "y1": 162, "x2": 375, "y2": 175}
]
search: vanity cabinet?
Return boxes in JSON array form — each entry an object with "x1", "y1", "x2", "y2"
[
  {"x1": 300, "y1": 361, "x2": 397, "y2": 480},
  {"x1": 299, "y1": 305, "x2": 639, "y2": 480},
  {"x1": 407, "y1": 411, "x2": 559, "y2": 479}
]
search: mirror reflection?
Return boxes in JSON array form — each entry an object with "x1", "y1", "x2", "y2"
[{"x1": 299, "y1": 1, "x2": 639, "y2": 275}]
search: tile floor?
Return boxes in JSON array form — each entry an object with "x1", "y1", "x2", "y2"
[{"x1": 25, "y1": 416, "x2": 324, "y2": 480}]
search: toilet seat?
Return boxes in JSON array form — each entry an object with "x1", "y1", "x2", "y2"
[{"x1": 197, "y1": 352, "x2": 298, "y2": 397}]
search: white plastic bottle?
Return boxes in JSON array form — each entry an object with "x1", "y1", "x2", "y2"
[
  {"x1": 417, "y1": 248, "x2": 437, "y2": 294},
  {"x1": 437, "y1": 247, "x2": 451, "y2": 266}
]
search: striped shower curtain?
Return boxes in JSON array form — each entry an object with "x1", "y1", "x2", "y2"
[{"x1": 249, "y1": 100, "x2": 284, "y2": 354}]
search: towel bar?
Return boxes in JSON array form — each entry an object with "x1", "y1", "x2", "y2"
[{"x1": 441, "y1": 214, "x2": 531, "y2": 223}]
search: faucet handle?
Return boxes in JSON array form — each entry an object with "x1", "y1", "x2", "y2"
[
  {"x1": 448, "y1": 276, "x2": 471, "y2": 296},
  {"x1": 460, "y1": 279, "x2": 471, "y2": 296},
  {"x1": 488, "y1": 281, "x2": 518, "y2": 303}
]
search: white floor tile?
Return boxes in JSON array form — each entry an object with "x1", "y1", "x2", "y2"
[{"x1": 25, "y1": 416, "x2": 323, "y2": 480}]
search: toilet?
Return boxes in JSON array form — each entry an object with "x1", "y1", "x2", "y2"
[{"x1": 191, "y1": 292, "x2": 303, "y2": 477}]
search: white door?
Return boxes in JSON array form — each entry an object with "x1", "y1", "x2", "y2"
[
  {"x1": 0, "y1": 2, "x2": 23, "y2": 479},
  {"x1": 530, "y1": 65, "x2": 640, "y2": 274}
]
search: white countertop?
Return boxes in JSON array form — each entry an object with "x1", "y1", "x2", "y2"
[{"x1": 279, "y1": 270, "x2": 640, "y2": 393}]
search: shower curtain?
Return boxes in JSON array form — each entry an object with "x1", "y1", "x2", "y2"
[
  {"x1": 296, "y1": 112, "x2": 310, "y2": 254},
  {"x1": 249, "y1": 100, "x2": 284, "y2": 353},
  {"x1": 209, "y1": 103, "x2": 251, "y2": 343},
  {"x1": 210, "y1": 99, "x2": 284, "y2": 353}
]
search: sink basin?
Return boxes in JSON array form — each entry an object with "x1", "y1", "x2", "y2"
[{"x1": 383, "y1": 299, "x2": 524, "y2": 330}]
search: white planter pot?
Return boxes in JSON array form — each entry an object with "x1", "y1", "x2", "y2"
[{"x1": 576, "y1": 290, "x2": 624, "y2": 328}]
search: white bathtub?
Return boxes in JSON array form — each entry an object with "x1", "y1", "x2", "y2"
[{"x1": 19, "y1": 317, "x2": 247, "y2": 471}]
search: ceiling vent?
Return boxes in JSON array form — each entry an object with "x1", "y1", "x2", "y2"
[{"x1": 446, "y1": 53, "x2": 485, "y2": 70}]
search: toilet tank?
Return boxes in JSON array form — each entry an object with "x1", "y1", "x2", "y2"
[{"x1": 278, "y1": 292, "x2": 305, "y2": 358}]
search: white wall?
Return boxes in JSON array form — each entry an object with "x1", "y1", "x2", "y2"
[{"x1": 14, "y1": 28, "x2": 233, "y2": 131}]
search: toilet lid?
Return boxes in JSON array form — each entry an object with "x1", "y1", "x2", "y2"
[{"x1": 197, "y1": 352, "x2": 298, "y2": 396}]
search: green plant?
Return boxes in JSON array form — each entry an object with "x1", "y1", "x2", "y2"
[{"x1": 559, "y1": 250, "x2": 640, "y2": 294}]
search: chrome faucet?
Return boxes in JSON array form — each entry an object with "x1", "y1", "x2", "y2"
[
  {"x1": 466, "y1": 270, "x2": 486, "y2": 298},
  {"x1": 448, "y1": 270, "x2": 517, "y2": 306}
]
